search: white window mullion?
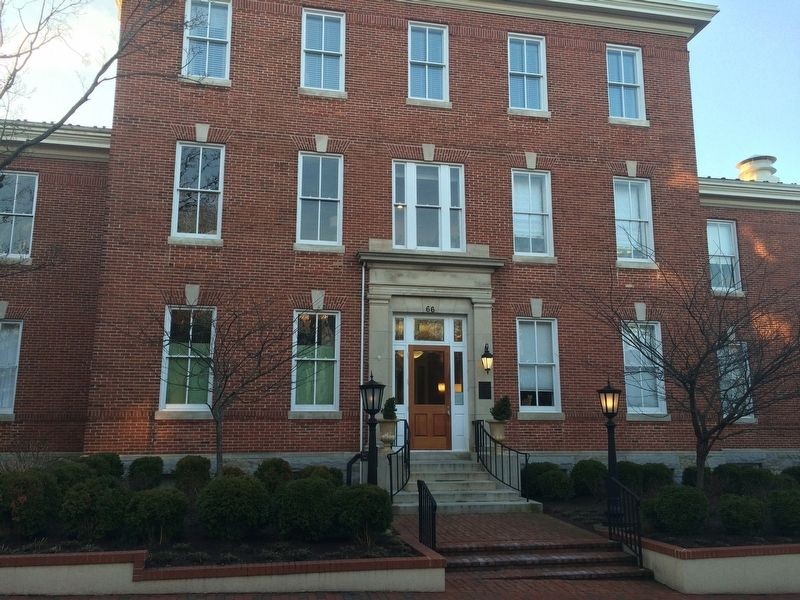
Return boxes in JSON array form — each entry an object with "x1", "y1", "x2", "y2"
[{"x1": 407, "y1": 164, "x2": 418, "y2": 248}]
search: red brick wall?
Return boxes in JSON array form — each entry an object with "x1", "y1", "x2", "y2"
[
  {"x1": 0, "y1": 156, "x2": 107, "y2": 452},
  {"x1": 76, "y1": 0, "x2": 798, "y2": 456}
]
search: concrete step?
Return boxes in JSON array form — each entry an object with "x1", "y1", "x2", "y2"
[
  {"x1": 423, "y1": 479, "x2": 501, "y2": 492},
  {"x1": 395, "y1": 489, "x2": 525, "y2": 504},
  {"x1": 410, "y1": 461, "x2": 486, "y2": 473},
  {"x1": 445, "y1": 550, "x2": 634, "y2": 571},
  {"x1": 411, "y1": 451, "x2": 472, "y2": 462},
  {"x1": 409, "y1": 470, "x2": 493, "y2": 482},
  {"x1": 449, "y1": 564, "x2": 652, "y2": 581},
  {"x1": 438, "y1": 539, "x2": 622, "y2": 555},
  {"x1": 393, "y1": 499, "x2": 540, "y2": 515}
]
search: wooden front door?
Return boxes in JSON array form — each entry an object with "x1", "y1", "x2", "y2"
[{"x1": 409, "y1": 345, "x2": 451, "y2": 450}]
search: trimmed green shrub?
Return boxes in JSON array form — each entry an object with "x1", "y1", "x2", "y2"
[
  {"x1": 0, "y1": 469, "x2": 59, "y2": 538},
  {"x1": 537, "y1": 469, "x2": 572, "y2": 501},
  {"x1": 174, "y1": 456, "x2": 211, "y2": 497},
  {"x1": 46, "y1": 459, "x2": 95, "y2": 492},
  {"x1": 642, "y1": 463, "x2": 673, "y2": 496},
  {"x1": 653, "y1": 485, "x2": 709, "y2": 535},
  {"x1": 490, "y1": 396, "x2": 512, "y2": 421},
  {"x1": 222, "y1": 465, "x2": 247, "y2": 478},
  {"x1": 334, "y1": 484, "x2": 392, "y2": 543},
  {"x1": 718, "y1": 494, "x2": 766, "y2": 535},
  {"x1": 617, "y1": 461, "x2": 645, "y2": 495},
  {"x1": 782, "y1": 466, "x2": 800, "y2": 485},
  {"x1": 197, "y1": 475, "x2": 268, "y2": 541},
  {"x1": 681, "y1": 466, "x2": 712, "y2": 488},
  {"x1": 255, "y1": 458, "x2": 293, "y2": 494},
  {"x1": 641, "y1": 497, "x2": 658, "y2": 529},
  {"x1": 521, "y1": 462, "x2": 561, "y2": 499},
  {"x1": 570, "y1": 460, "x2": 607, "y2": 498},
  {"x1": 738, "y1": 467, "x2": 775, "y2": 498},
  {"x1": 712, "y1": 463, "x2": 742, "y2": 495},
  {"x1": 296, "y1": 465, "x2": 343, "y2": 487},
  {"x1": 61, "y1": 478, "x2": 130, "y2": 540},
  {"x1": 768, "y1": 489, "x2": 800, "y2": 535},
  {"x1": 80, "y1": 453, "x2": 123, "y2": 479},
  {"x1": 126, "y1": 488, "x2": 189, "y2": 545},
  {"x1": 772, "y1": 474, "x2": 800, "y2": 491},
  {"x1": 381, "y1": 397, "x2": 397, "y2": 421},
  {"x1": 277, "y1": 477, "x2": 338, "y2": 541},
  {"x1": 127, "y1": 457, "x2": 164, "y2": 491}
]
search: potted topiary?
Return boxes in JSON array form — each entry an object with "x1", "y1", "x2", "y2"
[
  {"x1": 379, "y1": 397, "x2": 398, "y2": 446},
  {"x1": 488, "y1": 395, "x2": 512, "y2": 441}
]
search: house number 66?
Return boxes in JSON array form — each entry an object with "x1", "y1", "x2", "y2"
[{"x1": 425, "y1": 305, "x2": 437, "y2": 313}]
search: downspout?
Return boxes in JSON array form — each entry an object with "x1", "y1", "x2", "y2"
[{"x1": 359, "y1": 261, "x2": 366, "y2": 481}]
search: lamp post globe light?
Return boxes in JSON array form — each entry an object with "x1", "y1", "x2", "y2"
[
  {"x1": 360, "y1": 373, "x2": 386, "y2": 485},
  {"x1": 598, "y1": 380, "x2": 622, "y2": 524},
  {"x1": 481, "y1": 343, "x2": 494, "y2": 373}
]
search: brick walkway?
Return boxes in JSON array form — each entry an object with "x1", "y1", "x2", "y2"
[{"x1": 6, "y1": 512, "x2": 797, "y2": 599}]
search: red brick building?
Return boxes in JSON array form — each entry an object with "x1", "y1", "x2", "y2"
[{"x1": 2, "y1": 0, "x2": 799, "y2": 472}]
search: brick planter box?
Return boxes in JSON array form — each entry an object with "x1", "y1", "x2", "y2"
[
  {"x1": 0, "y1": 534, "x2": 445, "y2": 595},
  {"x1": 642, "y1": 537, "x2": 800, "y2": 594}
]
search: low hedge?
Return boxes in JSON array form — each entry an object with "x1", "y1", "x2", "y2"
[
  {"x1": 46, "y1": 459, "x2": 95, "y2": 492},
  {"x1": 782, "y1": 466, "x2": 800, "y2": 485},
  {"x1": 617, "y1": 461, "x2": 645, "y2": 496},
  {"x1": 197, "y1": 475, "x2": 269, "y2": 541},
  {"x1": 681, "y1": 466, "x2": 712, "y2": 488},
  {"x1": 653, "y1": 485, "x2": 709, "y2": 535},
  {"x1": 80, "y1": 453, "x2": 124, "y2": 479},
  {"x1": 521, "y1": 462, "x2": 561, "y2": 499},
  {"x1": 277, "y1": 477, "x2": 338, "y2": 541},
  {"x1": 718, "y1": 494, "x2": 766, "y2": 535},
  {"x1": 0, "y1": 469, "x2": 60, "y2": 538},
  {"x1": 128, "y1": 457, "x2": 163, "y2": 491},
  {"x1": 296, "y1": 465, "x2": 343, "y2": 487},
  {"x1": 126, "y1": 488, "x2": 189, "y2": 545},
  {"x1": 61, "y1": 477, "x2": 130, "y2": 540},
  {"x1": 174, "y1": 455, "x2": 211, "y2": 497},
  {"x1": 642, "y1": 463, "x2": 673, "y2": 497},
  {"x1": 334, "y1": 484, "x2": 392, "y2": 543},
  {"x1": 570, "y1": 460, "x2": 607, "y2": 498},
  {"x1": 255, "y1": 458, "x2": 293, "y2": 493},
  {"x1": 713, "y1": 464, "x2": 774, "y2": 497},
  {"x1": 768, "y1": 489, "x2": 800, "y2": 536},
  {"x1": 537, "y1": 469, "x2": 572, "y2": 500}
]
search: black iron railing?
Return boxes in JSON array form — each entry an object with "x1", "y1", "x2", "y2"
[
  {"x1": 473, "y1": 419, "x2": 530, "y2": 497},
  {"x1": 387, "y1": 419, "x2": 410, "y2": 498},
  {"x1": 417, "y1": 479, "x2": 437, "y2": 551},
  {"x1": 607, "y1": 476, "x2": 643, "y2": 567},
  {"x1": 345, "y1": 451, "x2": 366, "y2": 485}
]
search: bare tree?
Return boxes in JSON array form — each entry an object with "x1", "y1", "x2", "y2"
[
  {"x1": 146, "y1": 292, "x2": 328, "y2": 477},
  {"x1": 0, "y1": 0, "x2": 183, "y2": 171},
  {"x1": 582, "y1": 259, "x2": 800, "y2": 489}
]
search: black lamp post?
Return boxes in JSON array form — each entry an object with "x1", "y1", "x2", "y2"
[
  {"x1": 360, "y1": 372, "x2": 386, "y2": 485},
  {"x1": 598, "y1": 380, "x2": 622, "y2": 525}
]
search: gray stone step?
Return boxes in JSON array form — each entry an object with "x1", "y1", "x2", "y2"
[
  {"x1": 445, "y1": 550, "x2": 633, "y2": 570},
  {"x1": 409, "y1": 470, "x2": 493, "y2": 481},
  {"x1": 450, "y1": 564, "x2": 652, "y2": 580},
  {"x1": 423, "y1": 479, "x2": 501, "y2": 492},
  {"x1": 410, "y1": 460, "x2": 486, "y2": 472},
  {"x1": 395, "y1": 489, "x2": 524, "y2": 504},
  {"x1": 393, "y1": 499, "x2": 539, "y2": 514},
  {"x1": 411, "y1": 451, "x2": 472, "y2": 462}
]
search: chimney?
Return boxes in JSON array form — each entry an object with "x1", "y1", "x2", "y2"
[{"x1": 736, "y1": 155, "x2": 780, "y2": 183}]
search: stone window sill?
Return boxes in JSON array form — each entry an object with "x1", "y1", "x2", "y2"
[
  {"x1": 293, "y1": 243, "x2": 345, "y2": 254},
  {"x1": 299, "y1": 87, "x2": 348, "y2": 100},
  {"x1": 508, "y1": 108, "x2": 551, "y2": 119},
  {"x1": 406, "y1": 98, "x2": 452, "y2": 109},
  {"x1": 0, "y1": 256, "x2": 32, "y2": 265},
  {"x1": 616, "y1": 259, "x2": 658, "y2": 270},
  {"x1": 517, "y1": 411, "x2": 565, "y2": 421},
  {"x1": 626, "y1": 413, "x2": 671, "y2": 422},
  {"x1": 513, "y1": 255, "x2": 557, "y2": 265},
  {"x1": 289, "y1": 410, "x2": 342, "y2": 420},
  {"x1": 179, "y1": 75, "x2": 231, "y2": 88},
  {"x1": 608, "y1": 116, "x2": 650, "y2": 127},
  {"x1": 168, "y1": 235, "x2": 224, "y2": 248},
  {"x1": 0, "y1": 413, "x2": 15, "y2": 422},
  {"x1": 155, "y1": 410, "x2": 213, "y2": 421},
  {"x1": 712, "y1": 288, "x2": 745, "y2": 298}
]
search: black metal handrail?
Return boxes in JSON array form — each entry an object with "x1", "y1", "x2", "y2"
[
  {"x1": 607, "y1": 476, "x2": 643, "y2": 567},
  {"x1": 345, "y1": 451, "x2": 366, "y2": 485},
  {"x1": 473, "y1": 419, "x2": 530, "y2": 498},
  {"x1": 417, "y1": 479, "x2": 437, "y2": 551},
  {"x1": 387, "y1": 419, "x2": 410, "y2": 498}
]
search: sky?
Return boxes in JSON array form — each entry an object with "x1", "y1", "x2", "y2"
[{"x1": 7, "y1": 0, "x2": 800, "y2": 184}]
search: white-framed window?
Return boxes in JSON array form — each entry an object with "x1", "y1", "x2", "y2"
[
  {"x1": 517, "y1": 318, "x2": 560, "y2": 411},
  {"x1": 160, "y1": 307, "x2": 214, "y2": 410},
  {"x1": 393, "y1": 161, "x2": 464, "y2": 252},
  {"x1": 512, "y1": 170, "x2": 553, "y2": 256},
  {"x1": 614, "y1": 177, "x2": 654, "y2": 261},
  {"x1": 183, "y1": 0, "x2": 232, "y2": 80},
  {"x1": 707, "y1": 220, "x2": 742, "y2": 292},
  {"x1": 606, "y1": 45, "x2": 645, "y2": 120},
  {"x1": 297, "y1": 153, "x2": 343, "y2": 245},
  {"x1": 717, "y1": 339, "x2": 753, "y2": 422},
  {"x1": 0, "y1": 321, "x2": 22, "y2": 414},
  {"x1": 622, "y1": 321, "x2": 666, "y2": 415},
  {"x1": 301, "y1": 9, "x2": 345, "y2": 92},
  {"x1": 292, "y1": 311, "x2": 340, "y2": 410},
  {"x1": 0, "y1": 172, "x2": 37, "y2": 258},
  {"x1": 408, "y1": 23, "x2": 449, "y2": 101},
  {"x1": 508, "y1": 34, "x2": 547, "y2": 111},
  {"x1": 172, "y1": 143, "x2": 225, "y2": 239}
]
